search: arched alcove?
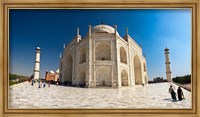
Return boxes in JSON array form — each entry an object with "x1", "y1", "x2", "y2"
[
  {"x1": 65, "y1": 54, "x2": 73, "y2": 84},
  {"x1": 95, "y1": 67, "x2": 111, "y2": 86},
  {"x1": 79, "y1": 68, "x2": 86, "y2": 86},
  {"x1": 121, "y1": 69, "x2": 128, "y2": 86},
  {"x1": 120, "y1": 47, "x2": 127, "y2": 64},
  {"x1": 79, "y1": 46, "x2": 86, "y2": 64},
  {"x1": 95, "y1": 42, "x2": 111, "y2": 60},
  {"x1": 134, "y1": 55, "x2": 142, "y2": 85}
]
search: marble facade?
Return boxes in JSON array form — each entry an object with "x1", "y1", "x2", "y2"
[{"x1": 59, "y1": 24, "x2": 148, "y2": 88}]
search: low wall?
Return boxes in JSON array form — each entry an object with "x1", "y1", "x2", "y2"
[{"x1": 171, "y1": 82, "x2": 191, "y2": 92}]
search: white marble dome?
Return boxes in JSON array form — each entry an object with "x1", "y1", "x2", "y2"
[
  {"x1": 92, "y1": 24, "x2": 119, "y2": 36},
  {"x1": 49, "y1": 70, "x2": 55, "y2": 74}
]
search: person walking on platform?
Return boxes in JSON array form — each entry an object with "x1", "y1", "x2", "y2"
[{"x1": 177, "y1": 87, "x2": 184, "y2": 100}]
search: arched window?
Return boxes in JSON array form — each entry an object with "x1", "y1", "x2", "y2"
[
  {"x1": 134, "y1": 55, "x2": 142, "y2": 85},
  {"x1": 121, "y1": 69, "x2": 128, "y2": 86},
  {"x1": 120, "y1": 47, "x2": 127, "y2": 64},
  {"x1": 95, "y1": 42, "x2": 111, "y2": 60},
  {"x1": 79, "y1": 46, "x2": 86, "y2": 64},
  {"x1": 95, "y1": 67, "x2": 111, "y2": 86}
]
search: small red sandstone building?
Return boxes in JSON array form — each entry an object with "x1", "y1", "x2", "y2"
[{"x1": 45, "y1": 70, "x2": 59, "y2": 82}]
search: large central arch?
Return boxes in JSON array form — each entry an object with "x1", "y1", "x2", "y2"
[
  {"x1": 95, "y1": 42, "x2": 111, "y2": 60},
  {"x1": 95, "y1": 67, "x2": 112, "y2": 86},
  {"x1": 134, "y1": 55, "x2": 142, "y2": 85},
  {"x1": 121, "y1": 69, "x2": 128, "y2": 86}
]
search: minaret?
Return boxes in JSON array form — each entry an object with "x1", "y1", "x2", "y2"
[
  {"x1": 33, "y1": 47, "x2": 41, "y2": 80},
  {"x1": 164, "y1": 47, "x2": 172, "y2": 82}
]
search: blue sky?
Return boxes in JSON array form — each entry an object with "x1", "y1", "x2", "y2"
[{"x1": 9, "y1": 9, "x2": 191, "y2": 80}]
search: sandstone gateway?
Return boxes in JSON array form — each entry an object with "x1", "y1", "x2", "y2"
[{"x1": 59, "y1": 24, "x2": 148, "y2": 88}]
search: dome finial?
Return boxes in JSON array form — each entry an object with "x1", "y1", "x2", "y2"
[
  {"x1": 101, "y1": 19, "x2": 104, "y2": 28},
  {"x1": 126, "y1": 28, "x2": 128, "y2": 35}
]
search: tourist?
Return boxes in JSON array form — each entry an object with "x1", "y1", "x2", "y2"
[
  {"x1": 38, "y1": 80, "x2": 40, "y2": 88},
  {"x1": 41, "y1": 81, "x2": 43, "y2": 88},
  {"x1": 171, "y1": 89, "x2": 177, "y2": 101},
  {"x1": 56, "y1": 82, "x2": 58, "y2": 86},
  {"x1": 177, "y1": 87, "x2": 184, "y2": 100},
  {"x1": 169, "y1": 85, "x2": 173, "y2": 99},
  {"x1": 169, "y1": 85, "x2": 177, "y2": 101},
  {"x1": 142, "y1": 83, "x2": 144, "y2": 86},
  {"x1": 43, "y1": 81, "x2": 46, "y2": 88},
  {"x1": 48, "y1": 82, "x2": 50, "y2": 87},
  {"x1": 31, "y1": 79, "x2": 34, "y2": 86}
]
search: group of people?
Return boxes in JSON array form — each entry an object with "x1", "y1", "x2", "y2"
[
  {"x1": 30, "y1": 79, "x2": 51, "y2": 88},
  {"x1": 169, "y1": 85, "x2": 185, "y2": 101},
  {"x1": 37, "y1": 80, "x2": 47, "y2": 88}
]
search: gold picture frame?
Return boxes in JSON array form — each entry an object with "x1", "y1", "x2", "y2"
[{"x1": 0, "y1": 0, "x2": 199, "y2": 117}]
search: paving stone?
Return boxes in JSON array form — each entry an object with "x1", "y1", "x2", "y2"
[{"x1": 9, "y1": 82, "x2": 191, "y2": 109}]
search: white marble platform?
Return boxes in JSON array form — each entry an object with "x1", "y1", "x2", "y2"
[{"x1": 9, "y1": 82, "x2": 191, "y2": 109}]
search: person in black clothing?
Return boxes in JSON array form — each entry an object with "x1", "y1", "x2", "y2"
[
  {"x1": 43, "y1": 81, "x2": 46, "y2": 88},
  {"x1": 171, "y1": 89, "x2": 177, "y2": 101},
  {"x1": 177, "y1": 87, "x2": 184, "y2": 100},
  {"x1": 169, "y1": 85, "x2": 173, "y2": 99},
  {"x1": 48, "y1": 82, "x2": 50, "y2": 87},
  {"x1": 31, "y1": 79, "x2": 34, "y2": 86}
]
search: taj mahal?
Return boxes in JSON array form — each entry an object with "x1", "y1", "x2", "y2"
[{"x1": 59, "y1": 24, "x2": 148, "y2": 88}]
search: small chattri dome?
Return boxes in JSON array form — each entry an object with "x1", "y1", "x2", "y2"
[
  {"x1": 36, "y1": 47, "x2": 40, "y2": 50},
  {"x1": 56, "y1": 69, "x2": 59, "y2": 74},
  {"x1": 91, "y1": 24, "x2": 119, "y2": 36}
]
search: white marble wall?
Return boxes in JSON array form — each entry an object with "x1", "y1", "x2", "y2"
[{"x1": 60, "y1": 26, "x2": 148, "y2": 88}]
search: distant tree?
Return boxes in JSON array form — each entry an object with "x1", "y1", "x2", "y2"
[
  {"x1": 9, "y1": 74, "x2": 18, "y2": 80},
  {"x1": 9, "y1": 73, "x2": 30, "y2": 84},
  {"x1": 172, "y1": 74, "x2": 191, "y2": 84}
]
